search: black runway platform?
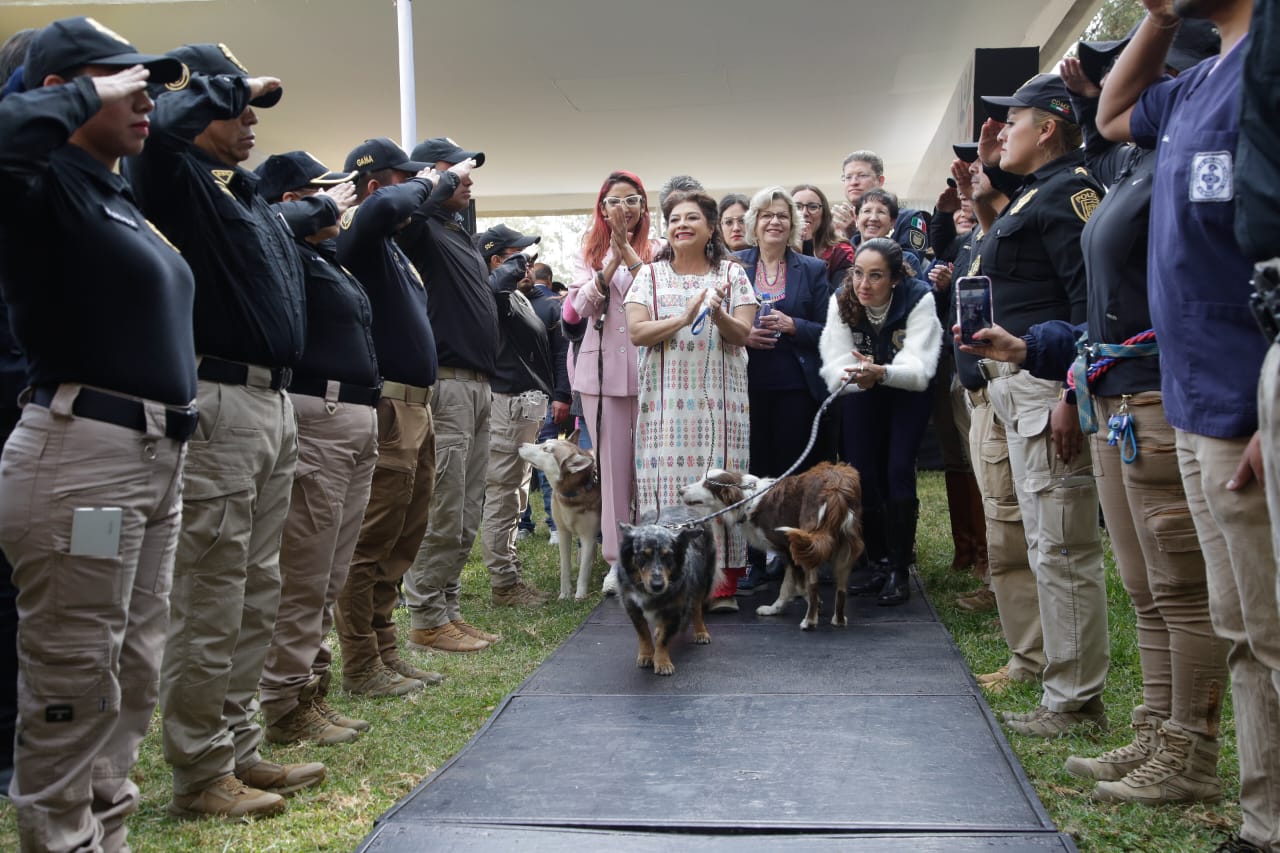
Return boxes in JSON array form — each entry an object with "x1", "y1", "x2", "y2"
[{"x1": 357, "y1": 578, "x2": 1077, "y2": 851}]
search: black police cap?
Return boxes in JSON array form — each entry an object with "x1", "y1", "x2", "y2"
[
  {"x1": 23, "y1": 16, "x2": 184, "y2": 92},
  {"x1": 343, "y1": 138, "x2": 428, "y2": 176},
  {"x1": 255, "y1": 151, "x2": 354, "y2": 203},
  {"x1": 1077, "y1": 38, "x2": 1129, "y2": 90},
  {"x1": 474, "y1": 224, "x2": 539, "y2": 262},
  {"x1": 166, "y1": 43, "x2": 282, "y2": 108},
  {"x1": 411, "y1": 137, "x2": 485, "y2": 168},
  {"x1": 1166, "y1": 19, "x2": 1220, "y2": 74},
  {"x1": 952, "y1": 143, "x2": 979, "y2": 164},
  {"x1": 981, "y1": 73, "x2": 1077, "y2": 125}
]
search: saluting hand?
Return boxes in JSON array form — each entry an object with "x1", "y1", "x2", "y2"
[
  {"x1": 448, "y1": 158, "x2": 476, "y2": 179},
  {"x1": 1059, "y1": 58, "x2": 1101, "y2": 99},
  {"x1": 950, "y1": 158, "x2": 974, "y2": 200},
  {"x1": 936, "y1": 183, "x2": 961, "y2": 213},
  {"x1": 415, "y1": 166, "x2": 441, "y2": 186},
  {"x1": 321, "y1": 181, "x2": 357, "y2": 214},
  {"x1": 1140, "y1": 0, "x2": 1178, "y2": 26},
  {"x1": 247, "y1": 76, "x2": 281, "y2": 101},
  {"x1": 978, "y1": 118, "x2": 1004, "y2": 168},
  {"x1": 92, "y1": 65, "x2": 150, "y2": 103}
]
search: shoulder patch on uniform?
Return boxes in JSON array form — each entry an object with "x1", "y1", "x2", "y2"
[
  {"x1": 145, "y1": 219, "x2": 181, "y2": 254},
  {"x1": 340, "y1": 207, "x2": 357, "y2": 230},
  {"x1": 165, "y1": 63, "x2": 190, "y2": 92},
  {"x1": 211, "y1": 169, "x2": 234, "y2": 185},
  {"x1": 1009, "y1": 188, "x2": 1038, "y2": 215},
  {"x1": 909, "y1": 229, "x2": 926, "y2": 251},
  {"x1": 1074, "y1": 166, "x2": 1089, "y2": 176},
  {"x1": 1070, "y1": 188, "x2": 1101, "y2": 223},
  {"x1": 217, "y1": 43, "x2": 249, "y2": 74}
]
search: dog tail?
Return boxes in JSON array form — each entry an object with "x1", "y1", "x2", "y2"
[{"x1": 779, "y1": 482, "x2": 859, "y2": 568}]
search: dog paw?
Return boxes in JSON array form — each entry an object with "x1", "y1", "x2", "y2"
[
  {"x1": 559, "y1": 592, "x2": 570, "y2": 600},
  {"x1": 755, "y1": 605, "x2": 781, "y2": 616},
  {"x1": 654, "y1": 661, "x2": 675, "y2": 676},
  {"x1": 637, "y1": 654, "x2": 653, "y2": 669},
  {"x1": 831, "y1": 615, "x2": 848, "y2": 627},
  {"x1": 693, "y1": 630, "x2": 711, "y2": 644},
  {"x1": 574, "y1": 593, "x2": 588, "y2": 601},
  {"x1": 799, "y1": 618, "x2": 816, "y2": 631}
]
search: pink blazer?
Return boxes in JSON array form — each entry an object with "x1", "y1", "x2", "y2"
[{"x1": 565, "y1": 242, "x2": 660, "y2": 398}]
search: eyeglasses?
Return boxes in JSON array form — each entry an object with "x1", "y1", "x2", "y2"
[
  {"x1": 840, "y1": 172, "x2": 876, "y2": 183},
  {"x1": 602, "y1": 195, "x2": 644, "y2": 208},
  {"x1": 722, "y1": 217, "x2": 745, "y2": 228},
  {"x1": 758, "y1": 211, "x2": 791, "y2": 222},
  {"x1": 794, "y1": 202, "x2": 823, "y2": 213}
]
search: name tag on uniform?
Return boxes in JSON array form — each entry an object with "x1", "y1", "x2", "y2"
[
  {"x1": 1189, "y1": 151, "x2": 1233, "y2": 202},
  {"x1": 102, "y1": 205, "x2": 139, "y2": 229}
]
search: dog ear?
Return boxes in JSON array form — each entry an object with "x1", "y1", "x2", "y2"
[
  {"x1": 566, "y1": 428, "x2": 580, "y2": 446},
  {"x1": 566, "y1": 453, "x2": 594, "y2": 474},
  {"x1": 741, "y1": 474, "x2": 759, "y2": 489}
]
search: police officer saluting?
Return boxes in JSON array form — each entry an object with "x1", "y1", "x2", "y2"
[
  {"x1": 253, "y1": 152, "x2": 383, "y2": 745},
  {"x1": 0, "y1": 17, "x2": 195, "y2": 850},
  {"x1": 125, "y1": 43, "x2": 320, "y2": 818}
]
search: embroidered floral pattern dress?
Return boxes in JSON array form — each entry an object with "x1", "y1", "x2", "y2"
[{"x1": 624, "y1": 259, "x2": 756, "y2": 570}]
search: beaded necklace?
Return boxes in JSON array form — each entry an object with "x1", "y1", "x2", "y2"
[
  {"x1": 755, "y1": 258, "x2": 786, "y2": 304},
  {"x1": 865, "y1": 301, "x2": 890, "y2": 330}
]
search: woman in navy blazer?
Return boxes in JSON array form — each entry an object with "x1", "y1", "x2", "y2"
[{"x1": 735, "y1": 186, "x2": 834, "y2": 590}]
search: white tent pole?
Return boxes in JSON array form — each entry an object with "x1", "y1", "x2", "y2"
[{"x1": 396, "y1": 0, "x2": 416, "y2": 152}]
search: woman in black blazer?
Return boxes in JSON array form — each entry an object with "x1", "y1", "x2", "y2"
[{"x1": 734, "y1": 186, "x2": 834, "y2": 591}]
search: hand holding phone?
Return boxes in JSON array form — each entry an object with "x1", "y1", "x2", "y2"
[{"x1": 956, "y1": 275, "x2": 993, "y2": 346}]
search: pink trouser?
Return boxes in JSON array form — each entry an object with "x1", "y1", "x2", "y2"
[{"x1": 580, "y1": 393, "x2": 638, "y2": 565}]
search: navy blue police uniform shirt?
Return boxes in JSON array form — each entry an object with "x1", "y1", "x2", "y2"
[
  {"x1": 0, "y1": 78, "x2": 197, "y2": 406},
  {"x1": 976, "y1": 149, "x2": 1101, "y2": 339},
  {"x1": 334, "y1": 176, "x2": 441, "y2": 390},
  {"x1": 125, "y1": 73, "x2": 305, "y2": 369},
  {"x1": 396, "y1": 173, "x2": 500, "y2": 377},
  {"x1": 274, "y1": 196, "x2": 379, "y2": 389},
  {"x1": 527, "y1": 284, "x2": 572, "y2": 405},
  {"x1": 1132, "y1": 37, "x2": 1264, "y2": 439}
]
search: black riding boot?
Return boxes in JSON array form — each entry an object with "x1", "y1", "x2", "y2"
[
  {"x1": 878, "y1": 497, "x2": 918, "y2": 607},
  {"x1": 849, "y1": 502, "x2": 889, "y2": 595}
]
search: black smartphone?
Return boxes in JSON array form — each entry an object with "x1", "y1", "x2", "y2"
[{"x1": 956, "y1": 275, "x2": 993, "y2": 345}]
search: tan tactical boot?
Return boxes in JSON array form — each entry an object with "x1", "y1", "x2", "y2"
[
  {"x1": 1065, "y1": 705, "x2": 1164, "y2": 782},
  {"x1": 452, "y1": 620, "x2": 502, "y2": 644},
  {"x1": 265, "y1": 702, "x2": 359, "y2": 746},
  {"x1": 1092, "y1": 719, "x2": 1222, "y2": 804},
  {"x1": 492, "y1": 580, "x2": 551, "y2": 607},
  {"x1": 385, "y1": 657, "x2": 444, "y2": 685},
  {"x1": 343, "y1": 662, "x2": 424, "y2": 696},
  {"x1": 407, "y1": 623, "x2": 489, "y2": 653},
  {"x1": 168, "y1": 774, "x2": 285, "y2": 820},
  {"x1": 313, "y1": 696, "x2": 370, "y2": 732},
  {"x1": 235, "y1": 760, "x2": 326, "y2": 796},
  {"x1": 1004, "y1": 696, "x2": 1107, "y2": 738}
]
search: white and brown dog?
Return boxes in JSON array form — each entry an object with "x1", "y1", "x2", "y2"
[
  {"x1": 680, "y1": 462, "x2": 864, "y2": 629},
  {"x1": 518, "y1": 434, "x2": 601, "y2": 599}
]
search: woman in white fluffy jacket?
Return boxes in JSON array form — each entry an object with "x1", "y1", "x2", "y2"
[{"x1": 818, "y1": 237, "x2": 942, "y2": 605}]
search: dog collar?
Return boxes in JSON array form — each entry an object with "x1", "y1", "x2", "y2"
[{"x1": 559, "y1": 480, "x2": 598, "y2": 499}]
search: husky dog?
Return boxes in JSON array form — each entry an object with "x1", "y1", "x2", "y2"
[{"x1": 518, "y1": 434, "x2": 601, "y2": 599}]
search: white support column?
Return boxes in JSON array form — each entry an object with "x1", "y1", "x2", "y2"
[{"x1": 396, "y1": 0, "x2": 417, "y2": 151}]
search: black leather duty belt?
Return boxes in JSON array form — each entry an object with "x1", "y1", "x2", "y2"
[
  {"x1": 31, "y1": 386, "x2": 199, "y2": 442},
  {"x1": 288, "y1": 374, "x2": 382, "y2": 407},
  {"x1": 197, "y1": 356, "x2": 292, "y2": 391}
]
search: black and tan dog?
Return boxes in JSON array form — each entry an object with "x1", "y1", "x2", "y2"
[
  {"x1": 680, "y1": 462, "x2": 864, "y2": 630},
  {"x1": 617, "y1": 507, "x2": 719, "y2": 676}
]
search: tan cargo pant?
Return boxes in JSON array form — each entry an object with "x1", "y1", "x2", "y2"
[
  {"x1": 987, "y1": 370, "x2": 1108, "y2": 712},
  {"x1": 1091, "y1": 392, "x2": 1227, "y2": 734},
  {"x1": 160, "y1": 381, "x2": 297, "y2": 796},
  {"x1": 0, "y1": 389, "x2": 184, "y2": 852},
  {"x1": 967, "y1": 386, "x2": 1045, "y2": 680},
  {"x1": 480, "y1": 390, "x2": 548, "y2": 589},
  {"x1": 335, "y1": 394, "x2": 434, "y2": 675},
  {"x1": 406, "y1": 375, "x2": 491, "y2": 631},
  {"x1": 260, "y1": 394, "x2": 378, "y2": 722}
]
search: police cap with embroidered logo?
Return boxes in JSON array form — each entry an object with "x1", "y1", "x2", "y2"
[
  {"x1": 255, "y1": 151, "x2": 355, "y2": 204},
  {"x1": 474, "y1": 224, "x2": 539, "y2": 262},
  {"x1": 981, "y1": 73, "x2": 1077, "y2": 125},
  {"x1": 166, "y1": 42, "x2": 282, "y2": 107},
  {"x1": 411, "y1": 137, "x2": 485, "y2": 168},
  {"x1": 342, "y1": 137, "x2": 429, "y2": 176},
  {"x1": 23, "y1": 16, "x2": 185, "y2": 91}
]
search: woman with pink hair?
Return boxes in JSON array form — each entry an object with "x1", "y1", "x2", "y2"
[{"x1": 563, "y1": 171, "x2": 660, "y2": 592}]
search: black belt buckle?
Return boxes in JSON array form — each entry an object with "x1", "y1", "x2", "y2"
[
  {"x1": 1249, "y1": 259, "x2": 1280, "y2": 345},
  {"x1": 165, "y1": 406, "x2": 199, "y2": 442}
]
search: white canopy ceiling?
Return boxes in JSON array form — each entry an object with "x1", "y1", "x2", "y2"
[{"x1": 0, "y1": 0, "x2": 1102, "y2": 213}]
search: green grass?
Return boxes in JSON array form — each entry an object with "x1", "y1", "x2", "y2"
[{"x1": 0, "y1": 471, "x2": 1242, "y2": 851}]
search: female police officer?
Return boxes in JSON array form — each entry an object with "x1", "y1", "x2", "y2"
[
  {"x1": 975, "y1": 73, "x2": 1110, "y2": 738},
  {"x1": 0, "y1": 17, "x2": 195, "y2": 850}
]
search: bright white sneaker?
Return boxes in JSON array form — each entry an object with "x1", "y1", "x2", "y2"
[
  {"x1": 548, "y1": 529, "x2": 559, "y2": 546},
  {"x1": 601, "y1": 564, "x2": 619, "y2": 596}
]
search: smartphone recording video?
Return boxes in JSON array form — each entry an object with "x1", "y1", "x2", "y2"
[{"x1": 956, "y1": 275, "x2": 993, "y2": 346}]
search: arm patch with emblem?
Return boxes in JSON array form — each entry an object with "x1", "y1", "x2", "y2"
[{"x1": 1070, "y1": 189, "x2": 1100, "y2": 223}]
